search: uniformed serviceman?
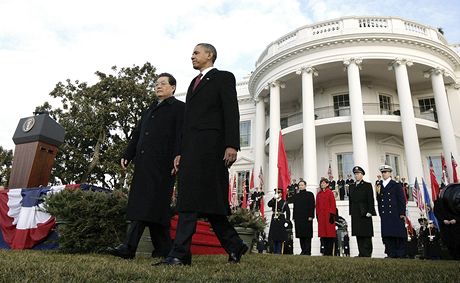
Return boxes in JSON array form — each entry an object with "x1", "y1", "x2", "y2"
[
  {"x1": 348, "y1": 166, "x2": 376, "y2": 257},
  {"x1": 376, "y1": 165, "x2": 407, "y2": 258}
]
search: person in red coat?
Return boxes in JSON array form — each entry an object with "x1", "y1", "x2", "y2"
[{"x1": 316, "y1": 177, "x2": 337, "y2": 255}]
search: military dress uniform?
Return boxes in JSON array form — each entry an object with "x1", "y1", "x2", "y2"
[
  {"x1": 349, "y1": 166, "x2": 376, "y2": 257},
  {"x1": 376, "y1": 165, "x2": 407, "y2": 258}
]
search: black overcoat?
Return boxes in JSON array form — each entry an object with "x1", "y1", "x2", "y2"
[
  {"x1": 376, "y1": 179, "x2": 406, "y2": 238},
  {"x1": 123, "y1": 97, "x2": 185, "y2": 225},
  {"x1": 348, "y1": 180, "x2": 376, "y2": 237},
  {"x1": 176, "y1": 68, "x2": 240, "y2": 215},
  {"x1": 292, "y1": 190, "x2": 315, "y2": 238}
]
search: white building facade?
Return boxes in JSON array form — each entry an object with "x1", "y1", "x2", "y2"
[{"x1": 232, "y1": 16, "x2": 460, "y2": 257}]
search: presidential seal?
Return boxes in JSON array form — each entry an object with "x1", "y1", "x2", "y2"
[{"x1": 22, "y1": 117, "x2": 35, "y2": 132}]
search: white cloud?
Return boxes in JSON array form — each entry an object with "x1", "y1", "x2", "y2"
[{"x1": 1, "y1": 0, "x2": 459, "y2": 150}]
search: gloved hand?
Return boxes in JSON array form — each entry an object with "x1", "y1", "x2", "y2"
[
  {"x1": 329, "y1": 214, "x2": 335, "y2": 224},
  {"x1": 366, "y1": 213, "x2": 372, "y2": 217}
]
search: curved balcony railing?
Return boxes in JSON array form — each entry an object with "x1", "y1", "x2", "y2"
[
  {"x1": 265, "y1": 103, "x2": 437, "y2": 138},
  {"x1": 256, "y1": 16, "x2": 448, "y2": 67}
]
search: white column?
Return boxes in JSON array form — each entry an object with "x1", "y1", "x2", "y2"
[
  {"x1": 268, "y1": 81, "x2": 281, "y2": 194},
  {"x1": 297, "y1": 67, "x2": 318, "y2": 192},
  {"x1": 425, "y1": 68, "x2": 459, "y2": 177},
  {"x1": 390, "y1": 59, "x2": 423, "y2": 185},
  {"x1": 254, "y1": 96, "x2": 266, "y2": 188},
  {"x1": 343, "y1": 58, "x2": 369, "y2": 179}
]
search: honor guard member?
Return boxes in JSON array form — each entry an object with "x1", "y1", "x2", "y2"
[
  {"x1": 376, "y1": 165, "x2": 407, "y2": 258},
  {"x1": 268, "y1": 189, "x2": 291, "y2": 254},
  {"x1": 348, "y1": 166, "x2": 376, "y2": 257}
]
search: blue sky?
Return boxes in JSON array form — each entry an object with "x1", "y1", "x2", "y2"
[{"x1": 1, "y1": 0, "x2": 459, "y2": 150}]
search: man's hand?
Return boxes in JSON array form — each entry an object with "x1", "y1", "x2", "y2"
[
  {"x1": 171, "y1": 155, "x2": 181, "y2": 175},
  {"x1": 223, "y1": 147, "x2": 237, "y2": 168},
  {"x1": 120, "y1": 158, "x2": 129, "y2": 170}
]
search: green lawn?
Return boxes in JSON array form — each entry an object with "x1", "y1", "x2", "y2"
[{"x1": 0, "y1": 250, "x2": 459, "y2": 282}]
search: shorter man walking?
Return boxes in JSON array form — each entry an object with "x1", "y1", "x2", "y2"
[{"x1": 348, "y1": 166, "x2": 376, "y2": 257}]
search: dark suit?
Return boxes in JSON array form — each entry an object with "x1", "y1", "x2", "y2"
[
  {"x1": 292, "y1": 190, "x2": 315, "y2": 255},
  {"x1": 169, "y1": 68, "x2": 244, "y2": 261},
  {"x1": 122, "y1": 96, "x2": 185, "y2": 256},
  {"x1": 377, "y1": 179, "x2": 406, "y2": 258},
  {"x1": 349, "y1": 180, "x2": 376, "y2": 257}
]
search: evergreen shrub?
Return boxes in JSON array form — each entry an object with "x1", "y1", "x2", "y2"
[{"x1": 44, "y1": 188, "x2": 128, "y2": 253}]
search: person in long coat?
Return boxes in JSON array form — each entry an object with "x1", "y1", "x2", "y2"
[
  {"x1": 268, "y1": 189, "x2": 291, "y2": 254},
  {"x1": 434, "y1": 186, "x2": 460, "y2": 260},
  {"x1": 111, "y1": 73, "x2": 185, "y2": 259},
  {"x1": 348, "y1": 166, "x2": 376, "y2": 257},
  {"x1": 376, "y1": 165, "x2": 407, "y2": 258},
  {"x1": 316, "y1": 177, "x2": 337, "y2": 256},
  {"x1": 159, "y1": 43, "x2": 247, "y2": 266},
  {"x1": 292, "y1": 180, "x2": 315, "y2": 255}
]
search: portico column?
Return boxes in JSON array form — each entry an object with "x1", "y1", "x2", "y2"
[
  {"x1": 254, "y1": 96, "x2": 266, "y2": 188},
  {"x1": 268, "y1": 81, "x2": 282, "y2": 194},
  {"x1": 344, "y1": 58, "x2": 369, "y2": 179},
  {"x1": 390, "y1": 59, "x2": 423, "y2": 185},
  {"x1": 425, "y1": 68, "x2": 459, "y2": 177},
  {"x1": 297, "y1": 67, "x2": 318, "y2": 192}
]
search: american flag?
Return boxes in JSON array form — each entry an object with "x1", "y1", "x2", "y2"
[
  {"x1": 441, "y1": 153, "x2": 449, "y2": 185},
  {"x1": 258, "y1": 166, "x2": 264, "y2": 188},
  {"x1": 412, "y1": 177, "x2": 424, "y2": 212},
  {"x1": 327, "y1": 163, "x2": 333, "y2": 180}
]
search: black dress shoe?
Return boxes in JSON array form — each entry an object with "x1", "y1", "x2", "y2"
[
  {"x1": 228, "y1": 243, "x2": 249, "y2": 264},
  {"x1": 107, "y1": 244, "x2": 135, "y2": 260},
  {"x1": 153, "y1": 256, "x2": 190, "y2": 266}
]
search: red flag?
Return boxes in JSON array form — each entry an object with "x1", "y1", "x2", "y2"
[
  {"x1": 260, "y1": 195, "x2": 265, "y2": 218},
  {"x1": 429, "y1": 157, "x2": 440, "y2": 201},
  {"x1": 228, "y1": 176, "x2": 232, "y2": 207},
  {"x1": 441, "y1": 153, "x2": 449, "y2": 185},
  {"x1": 277, "y1": 132, "x2": 290, "y2": 200},
  {"x1": 249, "y1": 168, "x2": 254, "y2": 190},
  {"x1": 452, "y1": 153, "x2": 458, "y2": 183},
  {"x1": 242, "y1": 178, "x2": 247, "y2": 209}
]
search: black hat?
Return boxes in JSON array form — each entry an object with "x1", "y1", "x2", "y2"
[{"x1": 353, "y1": 166, "x2": 365, "y2": 175}]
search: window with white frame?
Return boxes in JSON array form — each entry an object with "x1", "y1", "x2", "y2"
[
  {"x1": 337, "y1": 153, "x2": 354, "y2": 178},
  {"x1": 379, "y1": 94, "x2": 392, "y2": 114},
  {"x1": 240, "y1": 120, "x2": 251, "y2": 147},
  {"x1": 385, "y1": 154, "x2": 400, "y2": 177},
  {"x1": 427, "y1": 156, "x2": 442, "y2": 183},
  {"x1": 418, "y1": 98, "x2": 437, "y2": 122},
  {"x1": 333, "y1": 94, "x2": 350, "y2": 117}
]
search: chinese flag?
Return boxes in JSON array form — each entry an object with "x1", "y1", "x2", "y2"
[{"x1": 277, "y1": 132, "x2": 290, "y2": 200}]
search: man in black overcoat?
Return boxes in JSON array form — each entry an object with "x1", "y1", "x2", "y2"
[
  {"x1": 348, "y1": 166, "x2": 376, "y2": 257},
  {"x1": 376, "y1": 165, "x2": 407, "y2": 258},
  {"x1": 434, "y1": 186, "x2": 460, "y2": 260},
  {"x1": 292, "y1": 180, "x2": 315, "y2": 255},
  {"x1": 111, "y1": 73, "x2": 185, "y2": 259},
  {"x1": 159, "y1": 43, "x2": 247, "y2": 266}
]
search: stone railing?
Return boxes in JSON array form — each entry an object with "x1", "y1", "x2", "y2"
[
  {"x1": 264, "y1": 102, "x2": 437, "y2": 138},
  {"x1": 256, "y1": 16, "x2": 448, "y2": 67}
]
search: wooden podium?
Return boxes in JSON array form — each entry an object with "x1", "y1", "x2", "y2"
[{"x1": 8, "y1": 114, "x2": 65, "y2": 189}]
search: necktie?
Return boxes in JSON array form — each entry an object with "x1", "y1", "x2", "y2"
[{"x1": 192, "y1": 73, "x2": 203, "y2": 91}]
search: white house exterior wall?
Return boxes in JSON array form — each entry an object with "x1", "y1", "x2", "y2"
[{"x1": 229, "y1": 16, "x2": 460, "y2": 257}]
